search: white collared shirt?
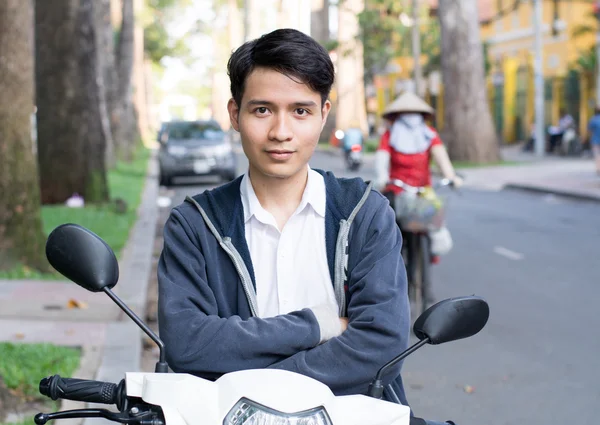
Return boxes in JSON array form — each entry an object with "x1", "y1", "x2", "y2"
[{"x1": 240, "y1": 168, "x2": 339, "y2": 319}]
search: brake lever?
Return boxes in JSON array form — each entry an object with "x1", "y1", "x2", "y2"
[
  {"x1": 35, "y1": 409, "x2": 131, "y2": 424},
  {"x1": 35, "y1": 408, "x2": 164, "y2": 425}
]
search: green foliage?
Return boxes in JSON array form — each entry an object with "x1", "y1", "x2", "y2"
[
  {"x1": 357, "y1": 0, "x2": 408, "y2": 80},
  {"x1": 144, "y1": 20, "x2": 189, "y2": 64},
  {"x1": 0, "y1": 148, "x2": 150, "y2": 280},
  {"x1": 144, "y1": 0, "x2": 193, "y2": 64},
  {"x1": 357, "y1": 0, "x2": 443, "y2": 81},
  {"x1": 570, "y1": 11, "x2": 598, "y2": 73},
  {"x1": 0, "y1": 343, "x2": 80, "y2": 400},
  {"x1": 572, "y1": 46, "x2": 596, "y2": 73},
  {"x1": 357, "y1": 1, "x2": 492, "y2": 81}
]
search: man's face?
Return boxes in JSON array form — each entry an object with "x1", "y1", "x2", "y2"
[{"x1": 227, "y1": 67, "x2": 331, "y2": 180}]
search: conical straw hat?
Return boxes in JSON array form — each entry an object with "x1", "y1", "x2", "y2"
[{"x1": 382, "y1": 91, "x2": 435, "y2": 118}]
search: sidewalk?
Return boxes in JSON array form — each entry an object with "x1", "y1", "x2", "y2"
[
  {"x1": 0, "y1": 150, "x2": 159, "y2": 423},
  {"x1": 318, "y1": 142, "x2": 600, "y2": 202},
  {"x1": 460, "y1": 144, "x2": 600, "y2": 202}
]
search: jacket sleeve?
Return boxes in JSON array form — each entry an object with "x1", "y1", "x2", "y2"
[
  {"x1": 158, "y1": 208, "x2": 322, "y2": 376},
  {"x1": 266, "y1": 197, "x2": 411, "y2": 395}
]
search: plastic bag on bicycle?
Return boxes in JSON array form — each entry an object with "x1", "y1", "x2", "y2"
[{"x1": 391, "y1": 187, "x2": 445, "y2": 233}]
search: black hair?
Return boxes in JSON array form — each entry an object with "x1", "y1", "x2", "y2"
[{"x1": 227, "y1": 28, "x2": 335, "y2": 108}]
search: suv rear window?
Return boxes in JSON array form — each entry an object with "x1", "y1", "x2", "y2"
[{"x1": 165, "y1": 121, "x2": 224, "y2": 141}]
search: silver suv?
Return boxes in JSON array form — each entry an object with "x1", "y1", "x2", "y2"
[{"x1": 158, "y1": 120, "x2": 237, "y2": 186}]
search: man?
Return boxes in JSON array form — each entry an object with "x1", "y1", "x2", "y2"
[
  {"x1": 588, "y1": 106, "x2": 600, "y2": 175},
  {"x1": 157, "y1": 28, "x2": 410, "y2": 407},
  {"x1": 549, "y1": 109, "x2": 575, "y2": 153}
]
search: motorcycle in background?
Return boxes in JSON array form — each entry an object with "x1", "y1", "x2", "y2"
[{"x1": 334, "y1": 128, "x2": 364, "y2": 171}]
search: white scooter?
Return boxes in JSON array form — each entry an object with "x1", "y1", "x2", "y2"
[{"x1": 35, "y1": 224, "x2": 489, "y2": 425}]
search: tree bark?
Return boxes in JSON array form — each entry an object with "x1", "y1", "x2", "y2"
[
  {"x1": 0, "y1": 0, "x2": 51, "y2": 272},
  {"x1": 438, "y1": 0, "x2": 500, "y2": 162},
  {"x1": 411, "y1": 0, "x2": 424, "y2": 97},
  {"x1": 335, "y1": 0, "x2": 369, "y2": 136},
  {"x1": 115, "y1": 0, "x2": 137, "y2": 161},
  {"x1": 133, "y1": 0, "x2": 150, "y2": 144},
  {"x1": 35, "y1": 0, "x2": 110, "y2": 204},
  {"x1": 96, "y1": 0, "x2": 118, "y2": 168},
  {"x1": 311, "y1": 0, "x2": 330, "y2": 45}
]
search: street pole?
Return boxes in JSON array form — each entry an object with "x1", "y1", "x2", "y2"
[
  {"x1": 411, "y1": 0, "x2": 423, "y2": 97},
  {"x1": 533, "y1": 0, "x2": 545, "y2": 157}
]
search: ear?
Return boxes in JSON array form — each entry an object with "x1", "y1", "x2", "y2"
[
  {"x1": 320, "y1": 100, "x2": 332, "y2": 131},
  {"x1": 227, "y1": 98, "x2": 241, "y2": 131}
]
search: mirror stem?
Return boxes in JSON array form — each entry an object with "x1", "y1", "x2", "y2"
[
  {"x1": 368, "y1": 338, "x2": 430, "y2": 399},
  {"x1": 103, "y1": 288, "x2": 169, "y2": 373}
]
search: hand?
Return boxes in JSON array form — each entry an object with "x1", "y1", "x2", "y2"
[
  {"x1": 451, "y1": 175, "x2": 464, "y2": 188},
  {"x1": 339, "y1": 317, "x2": 349, "y2": 332}
]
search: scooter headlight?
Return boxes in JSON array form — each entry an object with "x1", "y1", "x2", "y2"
[{"x1": 224, "y1": 398, "x2": 332, "y2": 425}]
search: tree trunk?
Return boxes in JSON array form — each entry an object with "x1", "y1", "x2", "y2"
[
  {"x1": 96, "y1": 0, "x2": 118, "y2": 169},
  {"x1": 411, "y1": 0, "x2": 424, "y2": 97},
  {"x1": 438, "y1": 0, "x2": 500, "y2": 163},
  {"x1": 132, "y1": 0, "x2": 150, "y2": 144},
  {"x1": 335, "y1": 0, "x2": 368, "y2": 136},
  {"x1": 0, "y1": 0, "x2": 51, "y2": 272},
  {"x1": 311, "y1": 0, "x2": 330, "y2": 45},
  {"x1": 36, "y1": 0, "x2": 110, "y2": 204},
  {"x1": 115, "y1": 0, "x2": 137, "y2": 161}
]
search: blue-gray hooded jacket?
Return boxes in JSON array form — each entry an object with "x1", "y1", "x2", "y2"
[{"x1": 157, "y1": 169, "x2": 411, "y2": 405}]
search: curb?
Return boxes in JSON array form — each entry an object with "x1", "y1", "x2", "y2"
[
  {"x1": 83, "y1": 149, "x2": 159, "y2": 425},
  {"x1": 503, "y1": 183, "x2": 600, "y2": 203}
]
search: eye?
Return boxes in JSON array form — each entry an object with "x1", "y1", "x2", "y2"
[
  {"x1": 254, "y1": 107, "x2": 269, "y2": 115},
  {"x1": 296, "y1": 108, "x2": 309, "y2": 116}
]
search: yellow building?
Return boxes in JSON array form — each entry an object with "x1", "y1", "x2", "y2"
[
  {"x1": 372, "y1": 0, "x2": 599, "y2": 142},
  {"x1": 482, "y1": 0, "x2": 597, "y2": 142}
]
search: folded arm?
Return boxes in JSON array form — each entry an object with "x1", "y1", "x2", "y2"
[
  {"x1": 267, "y1": 200, "x2": 411, "y2": 395},
  {"x1": 158, "y1": 209, "x2": 324, "y2": 376}
]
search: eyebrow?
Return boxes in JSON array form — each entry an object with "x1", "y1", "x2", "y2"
[{"x1": 246, "y1": 100, "x2": 318, "y2": 108}]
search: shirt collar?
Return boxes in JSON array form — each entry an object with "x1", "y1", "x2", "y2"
[{"x1": 240, "y1": 166, "x2": 326, "y2": 224}]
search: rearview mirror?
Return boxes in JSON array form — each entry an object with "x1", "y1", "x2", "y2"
[
  {"x1": 46, "y1": 224, "x2": 119, "y2": 292},
  {"x1": 413, "y1": 296, "x2": 489, "y2": 344},
  {"x1": 368, "y1": 295, "x2": 490, "y2": 399}
]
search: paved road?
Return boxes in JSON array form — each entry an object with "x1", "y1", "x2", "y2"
[{"x1": 155, "y1": 147, "x2": 600, "y2": 425}]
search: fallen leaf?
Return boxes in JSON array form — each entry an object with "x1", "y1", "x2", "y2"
[
  {"x1": 463, "y1": 385, "x2": 475, "y2": 394},
  {"x1": 14, "y1": 333, "x2": 25, "y2": 340},
  {"x1": 67, "y1": 299, "x2": 89, "y2": 309}
]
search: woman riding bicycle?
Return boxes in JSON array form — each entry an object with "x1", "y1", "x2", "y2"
[{"x1": 374, "y1": 92, "x2": 462, "y2": 301}]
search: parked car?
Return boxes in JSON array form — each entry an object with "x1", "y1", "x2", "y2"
[{"x1": 158, "y1": 120, "x2": 237, "y2": 186}]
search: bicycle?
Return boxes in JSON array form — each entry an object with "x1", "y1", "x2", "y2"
[{"x1": 387, "y1": 177, "x2": 457, "y2": 319}]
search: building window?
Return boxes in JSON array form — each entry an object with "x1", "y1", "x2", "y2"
[{"x1": 511, "y1": 9, "x2": 519, "y2": 29}]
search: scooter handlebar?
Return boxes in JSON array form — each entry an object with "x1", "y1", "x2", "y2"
[{"x1": 39, "y1": 375, "x2": 123, "y2": 406}]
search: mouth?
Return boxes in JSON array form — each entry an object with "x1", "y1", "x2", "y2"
[{"x1": 265, "y1": 149, "x2": 295, "y2": 161}]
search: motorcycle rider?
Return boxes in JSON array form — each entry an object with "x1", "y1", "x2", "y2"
[
  {"x1": 157, "y1": 28, "x2": 414, "y2": 410},
  {"x1": 548, "y1": 108, "x2": 575, "y2": 153},
  {"x1": 374, "y1": 92, "x2": 463, "y2": 301},
  {"x1": 340, "y1": 125, "x2": 364, "y2": 169}
]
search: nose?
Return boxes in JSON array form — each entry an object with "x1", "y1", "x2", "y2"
[{"x1": 268, "y1": 113, "x2": 293, "y2": 142}]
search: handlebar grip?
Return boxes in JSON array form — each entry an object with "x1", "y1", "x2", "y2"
[{"x1": 39, "y1": 375, "x2": 120, "y2": 405}]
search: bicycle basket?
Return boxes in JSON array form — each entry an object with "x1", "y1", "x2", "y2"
[{"x1": 393, "y1": 188, "x2": 446, "y2": 232}]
